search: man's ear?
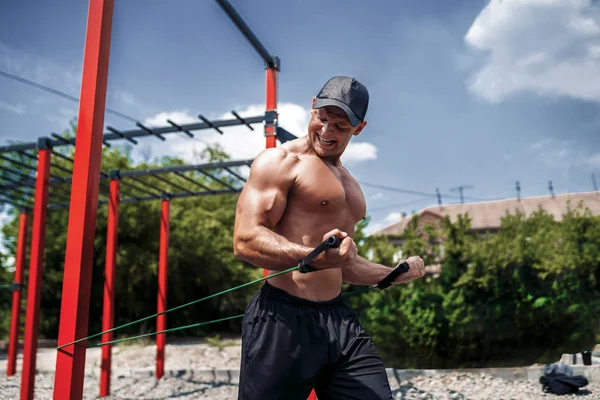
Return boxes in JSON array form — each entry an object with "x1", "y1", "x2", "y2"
[
  {"x1": 311, "y1": 97, "x2": 317, "y2": 109},
  {"x1": 353, "y1": 120, "x2": 367, "y2": 136}
]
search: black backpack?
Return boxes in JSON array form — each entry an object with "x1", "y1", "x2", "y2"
[{"x1": 540, "y1": 371, "x2": 589, "y2": 395}]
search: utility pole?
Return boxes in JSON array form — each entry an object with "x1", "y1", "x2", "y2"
[
  {"x1": 449, "y1": 185, "x2": 473, "y2": 204},
  {"x1": 436, "y1": 187, "x2": 442, "y2": 206},
  {"x1": 593, "y1": 173, "x2": 598, "y2": 192},
  {"x1": 516, "y1": 180, "x2": 521, "y2": 200}
]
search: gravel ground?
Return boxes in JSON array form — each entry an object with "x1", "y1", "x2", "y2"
[{"x1": 1, "y1": 339, "x2": 599, "y2": 399}]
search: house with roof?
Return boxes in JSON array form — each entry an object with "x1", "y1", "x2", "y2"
[{"x1": 370, "y1": 191, "x2": 600, "y2": 273}]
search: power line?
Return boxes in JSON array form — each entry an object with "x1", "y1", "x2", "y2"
[
  {"x1": 368, "y1": 196, "x2": 433, "y2": 213},
  {"x1": 0, "y1": 69, "x2": 139, "y2": 124},
  {"x1": 360, "y1": 181, "x2": 498, "y2": 202}
]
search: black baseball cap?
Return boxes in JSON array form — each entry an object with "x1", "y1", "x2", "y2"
[{"x1": 314, "y1": 76, "x2": 369, "y2": 127}]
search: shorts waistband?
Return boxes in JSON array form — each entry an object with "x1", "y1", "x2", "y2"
[{"x1": 260, "y1": 281, "x2": 344, "y2": 309}]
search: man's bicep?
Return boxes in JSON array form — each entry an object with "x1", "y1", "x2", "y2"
[{"x1": 236, "y1": 149, "x2": 295, "y2": 230}]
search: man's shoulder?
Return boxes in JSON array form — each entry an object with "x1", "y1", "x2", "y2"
[{"x1": 251, "y1": 146, "x2": 301, "y2": 169}]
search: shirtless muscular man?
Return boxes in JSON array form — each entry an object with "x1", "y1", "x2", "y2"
[{"x1": 233, "y1": 76, "x2": 426, "y2": 399}]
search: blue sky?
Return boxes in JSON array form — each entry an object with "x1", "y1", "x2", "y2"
[{"x1": 1, "y1": 0, "x2": 599, "y2": 235}]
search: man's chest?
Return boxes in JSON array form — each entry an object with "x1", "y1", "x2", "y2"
[{"x1": 289, "y1": 160, "x2": 366, "y2": 222}]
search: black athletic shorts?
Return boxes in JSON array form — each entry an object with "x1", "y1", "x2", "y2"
[{"x1": 238, "y1": 281, "x2": 393, "y2": 400}]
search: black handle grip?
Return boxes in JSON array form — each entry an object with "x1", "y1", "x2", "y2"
[
  {"x1": 298, "y1": 235, "x2": 342, "y2": 273},
  {"x1": 325, "y1": 235, "x2": 341, "y2": 248},
  {"x1": 376, "y1": 261, "x2": 410, "y2": 290}
]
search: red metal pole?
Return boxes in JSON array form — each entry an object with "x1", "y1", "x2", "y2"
[
  {"x1": 263, "y1": 60, "x2": 279, "y2": 281},
  {"x1": 156, "y1": 197, "x2": 170, "y2": 380},
  {"x1": 20, "y1": 145, "x2": 51, "y2": 400},
  {"x1": 53, "y1": 0, "x2": 114, "y2": 398},
  {"x1": 99, "y1": 175, "x2": 120, "y2": 397},
  {"x1": 7, "y1": 211, "x2": 29, "y2": 376},
  {"x1": 265, "y1": 63, "x2": 278, "y2": 150}
]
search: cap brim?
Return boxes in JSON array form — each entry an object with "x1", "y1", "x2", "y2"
[{"x1": 314, "y1": 98, "x2": 361, "y2": 127}]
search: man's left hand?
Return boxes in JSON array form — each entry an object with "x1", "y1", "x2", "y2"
[{"x1": 393, "y1": 256, "x2": 426, "y2": 284}]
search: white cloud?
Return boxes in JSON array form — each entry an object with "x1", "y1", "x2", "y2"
[
  {"x1": 384, "y1": 212, "x2": 404, "y2": 224},
  {"x1": 371, "y1": 193, "x2": 385, "y2": 200},
  {"x1": 139, "y1": 103, "x2": 378, "y2": 167},
  {"x1": 364, "y1": 222, "x2": 385, "y2": 236},
  {"x1": 0, "y1": 100, "x2": 26, "y2": 115},
  {"x1": 464, "y1": 0, "x2": 600, "y2": 103},
  {"x1": 363, "y1": 212, "x2": 404, "y2": 236},
  {"x1": 341, "y1": 142, "x2": 378, "y2": 165}
]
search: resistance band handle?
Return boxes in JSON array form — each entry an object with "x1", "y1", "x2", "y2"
[
  {"x1": 376, "y1": 261, "x2": 410, "y2": 290},
  {"x1": 298, "y1": 236, "x2": 341, "y2": 273}
]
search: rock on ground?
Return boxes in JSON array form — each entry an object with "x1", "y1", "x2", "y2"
[{"x1": 2, "y1": 339, "x2": 600, "y2": 399}]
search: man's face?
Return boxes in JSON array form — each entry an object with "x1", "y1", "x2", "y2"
[{"x1": 308, "y1": 99, "x2": 366, "y2": 159}]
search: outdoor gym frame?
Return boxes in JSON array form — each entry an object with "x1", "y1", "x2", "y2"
[{"x1": 0, "y1": 0, "x2": 311, "y2": 399}]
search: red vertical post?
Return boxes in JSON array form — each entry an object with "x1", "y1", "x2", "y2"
[
  {"x1": 263, "y1": 58, "x2": 279, "y2": 281},
  {"x1": 156, "y1": 197, "x2": 170, "y2": 380},
  {"x1": 99, "y1": 174, "x2": 120, "y2": 397},
  {"x1": 53, "y1": 0, "x2": 114, "y2": 398},
  {"x1": 265, "y1": 59, "x2": 279, "y2": 150},
  {"x1": 7, "y1": 211, "x2": 29, "y2": 376},
  {"x1": 20, "y1": 144, "x2": 51, "y2": 400}
]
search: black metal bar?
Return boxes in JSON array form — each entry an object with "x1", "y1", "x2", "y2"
[
  {"x1": 119, "y1": 159, "x2": 253, "y2": 178},
  {"x1": 120, "y1": 179, "x2": 162, "y2": 198},
  {"x1": 214, "y1": 0, "x2": 278, "y2": 70},
  {"x1": 107, "y1": 126, "x2": 139, "y2": 145},
  {"x1": 196, "y1": 169, "x2": 238, "y2": 191},
  {"x1": 48, "y1": 187, "x2": 240, "y2": 210},
  {"x1": 19, "y1": 151, "x2": 38, "y2": 161},
  {"x1": 0, "y1": 164, "x2": 34, "y2": 181},
  {"x1": 136, "y1": 122, "x2": 166, "y2": 141},
  {"x1": 152, "y1": 173, "x2": 192, "y2": 194},
  {"x1": 3, "y1": 186, "x2": 35, "y2": 199},
  {"x1": 277, "y1": 127, "x2": 297, "y2": 143},
  {"x1": 167, "y1": 119, "x2": 194, "y2": 138},
  {"x1": 0, "y1": 143, "x2": 37, "y2": 154},
  {"x1": 127, "y1": 175, "x2": 165, "y2": 195},
  {"x1": 0, "y1": 194, "x2": 33, "y2": 210},
  {"x1": 0, "y1": 171, "x2": 30, "y2": 187},
  {"x1": 102, "y1": 116, "x2": 262, "y2": 142},
  {"x1": 50, "y1": 162, "x2": 72, "y2": 174},
  {"x1": 223, "y1": 167, "x2": 247, "y2": 182},
  {"x1": 0, "y1": 192, "x2": 33, "y2": 207},
  {"x1": 169, "y1": 188, "x2": 242, "y2": 199},
  {"x1": 51, "y1": 133, "x2": 71, "y2": 144},
  {"x1": 198, "y1": 115, "x2": 223, "y2": 134},
  {"x1": 0, "y1": 159, "x2": 254, "y2": 191},
  {"x1": 231, "y1": 110, "x2": 254, "y2": 131},
  {"x1": 0, "y1": 116, "x2": 264, "y2": 154},
  {"x1": 0, "y1": 196, "x2": 32, "y2": 210},
  {"x1": 173, "y1": 172, "x2": 214, "y2": 193},
  {"x1": 0, "y1": 155, "x2": 36, "y2": 171},
  {"x1": 51, "y1": 151, "x2": 75, "y2": 164}
]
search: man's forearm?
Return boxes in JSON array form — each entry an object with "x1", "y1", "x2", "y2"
[
  {"x1": 342, "y1": 256, "x2": 400, "y2": 286},
  {"x1": 234, "y1": 226, "x2": 320, "y2": 271}
]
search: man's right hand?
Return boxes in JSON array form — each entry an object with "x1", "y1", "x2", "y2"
[{"x1": 313, "y1": 229, "x2": 358, "y2": 270}]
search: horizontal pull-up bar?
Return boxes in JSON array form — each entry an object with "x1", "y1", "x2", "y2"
[
  {"x1": 0, "y1": 114, "x2": 264, "y2": 154},
  {"x1": 215, "y1": 0, "x2": 279, "y2": 70},
  {"x1": 117, "y1": 159, "x2": 253, "y2": 178}
]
